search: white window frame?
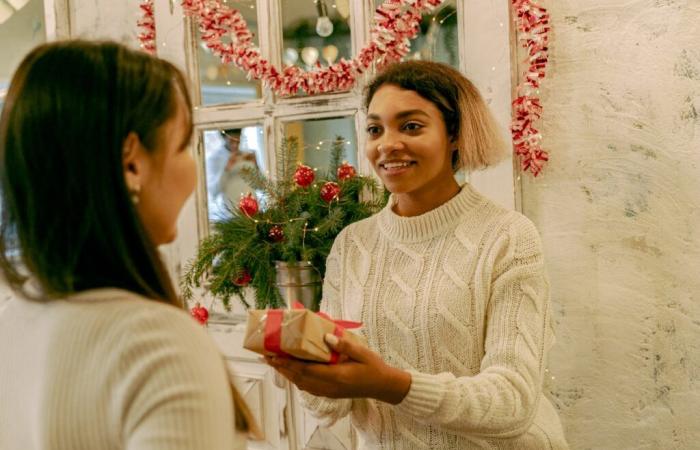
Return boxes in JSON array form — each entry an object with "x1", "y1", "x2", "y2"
[{"x1": 153, "y1": 0, "x2": 518, "y2": 299}]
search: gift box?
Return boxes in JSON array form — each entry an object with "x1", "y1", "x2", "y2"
[{"x1": 243, "y1": 304, "x2": 366, "y2": 363}]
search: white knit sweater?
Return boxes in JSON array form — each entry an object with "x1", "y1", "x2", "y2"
[
  {"x1": 0, "y1": 288, "x2": 246, "y2": 450},
  {"x1": 301, "y1": 184, "x2": 568, "y2": 449}
]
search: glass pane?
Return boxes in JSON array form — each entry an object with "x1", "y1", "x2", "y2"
[
  {"x1": 281, "y1": 0, "x2": 352, "y2": 95},
  {"x1": 0, "y1": 0, "x2": 46, "y2": 113},
  {"x1": 373, "y1": 0, "x2": 458, "y2": 67},
  {"x1": 283, "y1": 116, "x2": 358, "y2": 174},
  {"x1": 196, "y1": 0, "x2": 262, "y2": 106},
  {"x1": 203, "y1": 125, "x2": 266, "y2": 226}
]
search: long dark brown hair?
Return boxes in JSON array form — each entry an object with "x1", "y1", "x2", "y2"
[{"x1": 0, "y1": 40, "x2": 189, "y2": 305}]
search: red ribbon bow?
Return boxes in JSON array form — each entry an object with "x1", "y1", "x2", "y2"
[{"x1": 263, "y1": 302, "x2": 362, "y2": 364}]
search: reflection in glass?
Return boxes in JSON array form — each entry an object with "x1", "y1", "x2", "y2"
[
  {"x1": 283, "y1": 116, "x2": 357, "y2": 174},
  {"x1": 196, "y1": 0, "x2": 261, "y2": 106},
  {"x1": 281, "y1": 0, "x2": 352, "y2": 95},
  {"x1": 0, "y1": 0, "x2": 46, "y2": 113},
  {"x1": 373, "y1": 0, "x2": 458, "y2": 67},
  {"x1": 204, "y1": 125, "x2": 266, "y2": 225}
]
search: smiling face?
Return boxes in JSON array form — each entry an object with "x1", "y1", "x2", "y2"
[{"x1": 365, "y1": 84, "x2": 460, "y2": 216}]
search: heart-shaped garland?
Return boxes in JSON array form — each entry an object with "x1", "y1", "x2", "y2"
[{"x1": 138, "y1": 0, "x2": 550, "y2": 175}]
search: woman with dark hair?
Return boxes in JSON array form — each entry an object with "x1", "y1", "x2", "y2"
[
  {"x1": 267, "y1": 61, "x2": 569, "y2": 449},
  {"x1": 0, "y1": 41, "x2": 250, "y2": 449}
]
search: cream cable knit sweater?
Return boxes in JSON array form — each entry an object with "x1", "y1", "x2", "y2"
[
  {"x1": 0, "y1": 288, "x2": 246, "y2": 450},
  {"x1": 301, "y1": 184, "x2": 568, "y2": 449}
]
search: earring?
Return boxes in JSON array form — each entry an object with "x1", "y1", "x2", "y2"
[{"x1": 130, "y1": 185, "x2": 141, "y2": 205}]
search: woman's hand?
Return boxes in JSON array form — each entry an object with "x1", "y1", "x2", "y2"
[{"x1": 265, "y1": 334, "x2": 412, "y2": 405}]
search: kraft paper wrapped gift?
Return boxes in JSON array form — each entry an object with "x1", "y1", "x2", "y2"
[{"x1": 243, "y1": 307, "x2": 366, "y2": 363}]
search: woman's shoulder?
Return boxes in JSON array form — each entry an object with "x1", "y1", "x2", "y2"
[
  {"x1": 454, "y1": 192, "x2": 543, "y2": 260},
  {"x1": 334, "y1": 213, "x2": 382, "y2": 249},
  {"x1": 62, "y1": 289, "x2": 210, "y2": 346},
  {"x1": 461, "y1": 189, "x2": 539, "y2": 234}
]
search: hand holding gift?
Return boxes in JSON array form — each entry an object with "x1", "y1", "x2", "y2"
[
  {"x1": 265, "y1": 332, "x2": 412, "y2": 405},
  {"x1": 243, "y1": 302, "x2": 366, "y2": 363},
  {"x1": 246, "y1": 303, "x2": 411, "y2": 404}
]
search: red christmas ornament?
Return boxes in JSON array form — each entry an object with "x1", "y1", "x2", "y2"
[
  {"x1": 337, "y1": 162, "x2": 356, "y2": 181},
  {"x1": 320, "y1": 182, "x2": 341, "y2": 203},
  {"x1": 238, "y1": 193, "x2": 259, "y2": 216},
  {"x1": 293, "y1": 164, "x2": 315, "y2": 187},
  {"x1": 190, "y1": 303, "x2": 209, "y2": 325},
  {"x1": 268, "y1": 225, "x2": 285, "y2": 242},
  {"x1": 233, "y1": 269, "x2": 252, "y2": 287}
]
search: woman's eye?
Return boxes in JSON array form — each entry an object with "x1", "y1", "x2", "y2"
[
  {"x1": 403, "y1": 122, "x2": 423, "y2": 132},
  {"x1": 366, "y1": 125, "x2": 381, "y2": 136}
]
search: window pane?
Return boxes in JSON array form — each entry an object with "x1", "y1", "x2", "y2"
[
  {"x1": 203, "y1": 125, "x2": 266, "y2": 226},
  {"x1": 0, "y1": 0, "x2": 46, "y2": 113},
  {"x1": 373, "y1": 0, "x2": 458, "y2": 67},
  {"x1": 281, "y1": 0, "x2": 352, "y2": 95},
  {"x1": 196, "y1": 0, "x2": 262, "y2": 106},
  {"x1": 282, "y1": 116, "x2": 358, "y2": 175}
]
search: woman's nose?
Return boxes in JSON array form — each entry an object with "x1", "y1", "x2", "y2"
[{"x1": 377, "y1": 135, "x2": 404, "y2": 153}]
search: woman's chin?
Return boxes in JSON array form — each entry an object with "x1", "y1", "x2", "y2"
[
  {"x1": 382, "y1": 181, "x2": 414, "y2": 195},
  {"x1": 153, "y1": 228, "x2": 178, "y2": 246}
]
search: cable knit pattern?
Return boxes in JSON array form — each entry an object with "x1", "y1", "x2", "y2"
[
  {"x1": 301, "y1": 184, "x2": 568, "y2": 449},
  {"x1": 0, "y1": 289, "x2": 246, "y2": 450}
]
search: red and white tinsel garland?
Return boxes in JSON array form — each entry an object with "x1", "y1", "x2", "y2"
[
  {"x1": 511, "y1": 0, "x2": 550, "y2": 176},
  {"x1": 138, "y1": 0, "x2": 443, "y2": 95},
  {"x1": 137, "y1": 0, "x2": 551, "y2": 176},
  {"x1": 137, "y1": 0, "x2": 156, "y2": 54}
]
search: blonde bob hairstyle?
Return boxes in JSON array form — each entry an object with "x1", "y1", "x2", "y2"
[{"x1": 364, "y1": 60, "x2": 507, "y2": 172}]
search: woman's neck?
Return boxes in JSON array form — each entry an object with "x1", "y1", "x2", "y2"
[{"x1": 392, "y1": 178, "x2": 461, "y2": 217}]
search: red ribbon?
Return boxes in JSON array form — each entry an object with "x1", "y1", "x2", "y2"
[
  {"x1": 263, "y1": 302, "x2": 361, "y2": 364},
  {"x1": 263, "y1": 309, "x2": 290, "y2": 358}
]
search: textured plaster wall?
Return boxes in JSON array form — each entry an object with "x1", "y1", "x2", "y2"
[
  {"x1": 68, "y1": 0, "x2": 141, "y2": 43},
  {"x1": 524, "y1": 1, "x2": 700, "y2": 448}
]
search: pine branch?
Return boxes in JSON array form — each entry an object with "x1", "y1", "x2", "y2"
[
  {"x1": 314, "y1": 206, "x2": 344, "y2": 235},
  {"x1": 182, "y1": 133, "x2": 388, "y2": 311},
  {"x1": 239, "y1": 165, "x2": 274, "y2": 194},
  {"x1": 276, "y1": 137, "x2": 299, "y2": 199}
]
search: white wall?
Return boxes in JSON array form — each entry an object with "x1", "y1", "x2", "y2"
[
  {"x1": 0, "y1": 0, "x2": 46, "y2": 82},
  {"x1": 68, "y1": 0, "x2": 141, "y2": 43},
  {"x1": 524, "y1": 1, "x2": 700, "y2": 448}
]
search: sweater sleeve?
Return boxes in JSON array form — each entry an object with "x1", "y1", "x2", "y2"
[
  {"x1": 394, "y1": 216, "x2": 554, "y2": 438},
  {"x1": 298, "y1": 229, "x2": 353, "y2": 426},
  {"x1": 116, "y1": 305, "x2": 244, "y2": 450}
]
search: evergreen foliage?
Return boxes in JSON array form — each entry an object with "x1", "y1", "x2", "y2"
[{"x1": 182, "y1": 136, "x2": 386, "y2": 309}]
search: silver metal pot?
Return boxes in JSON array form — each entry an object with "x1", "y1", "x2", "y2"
[{"x1": 274, "y1": 261, "x2": 322, "y2": 311}]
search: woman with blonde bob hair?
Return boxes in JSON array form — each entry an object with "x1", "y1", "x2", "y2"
[{"x1": 267, "y1": 61, "x2": 568, "y2": 449}]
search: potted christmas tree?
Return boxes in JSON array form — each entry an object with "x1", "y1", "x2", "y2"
[{"x1": 182, "y1": 136, "x2": 386, "y2": 311}]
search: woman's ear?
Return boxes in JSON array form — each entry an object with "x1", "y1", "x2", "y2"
[{"x1": 122, "y1": 132, "x2": 147, "y2": 193}]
